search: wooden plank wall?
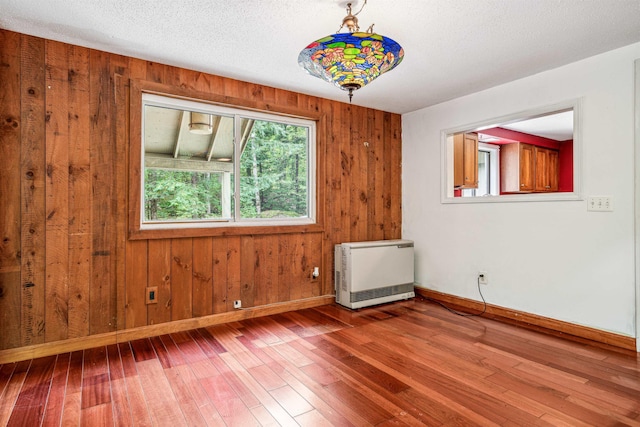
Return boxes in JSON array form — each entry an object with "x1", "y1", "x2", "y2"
[{"x1": 0, "y1": 29, "x2": 402, "y2": 351}]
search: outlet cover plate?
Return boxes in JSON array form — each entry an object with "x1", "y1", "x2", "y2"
[
  {"x1": 478, "y1": 271, "x2": 488, "y2": 285},
  {"x1": 146, "y1": 286, "x2": 158, "y2": 304}
]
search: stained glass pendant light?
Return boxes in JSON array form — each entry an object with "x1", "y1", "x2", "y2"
[{"x1": 298, "y1": 0, "x2": 404, "y2": 102}]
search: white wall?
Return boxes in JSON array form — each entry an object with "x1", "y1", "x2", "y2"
[{"x1": 403, "y1": 42, "x2": 640, "y2": 337}]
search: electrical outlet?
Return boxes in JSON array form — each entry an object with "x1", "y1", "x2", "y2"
[
  {"x1": 233, "y1": 300, "x2": 242, "y2": 309},
  {"x1": 146, "y1": 286, "x2": 158, "y2": 304},
  {"x1": 587, "y1": 196, "x2": 613, "y2": 212},
  {"x1": 478, "y1": 271, "x2": 488, "y2": 285}
]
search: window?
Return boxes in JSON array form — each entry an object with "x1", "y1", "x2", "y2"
[
  {"x1": 461, "y1": 143, "x2": 500, "y2": 197},
  {"x1": 140, "y1": 94, "x2": 316, "y2": 230}
]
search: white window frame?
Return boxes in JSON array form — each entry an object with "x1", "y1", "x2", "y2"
[
  {"x1": 441, "y1": 98, "x2": 583, "y2": 204},
  {"x1": 140, "y1": 93, "x2": 317, "y2": 230}
]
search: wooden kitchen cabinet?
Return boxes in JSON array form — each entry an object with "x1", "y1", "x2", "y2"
[
  {"x1": 501, "y1": 142, "x2": 558, "y2": 193},
  {"x1": 534, "y1": 146, "x2": 559, "y2": 192},
  {"x1": 501, "y1": 142, "x2": 534, "y2": 192},
  {"x1": 453, "y1": 132, "x2": 478, "y2": 189}
]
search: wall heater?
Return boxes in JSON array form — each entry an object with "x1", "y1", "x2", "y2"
[{"x1": 334, "y1": 239, "x2": 415, "y2": 309}]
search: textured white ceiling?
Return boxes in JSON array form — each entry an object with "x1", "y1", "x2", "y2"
[{"x1": 1, "y1": 0, "x2": 640, "y2": 114}]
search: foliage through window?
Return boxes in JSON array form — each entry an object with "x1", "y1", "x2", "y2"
[{"x1": 141, "y1": 94, "x2": 315, "y2": 229}]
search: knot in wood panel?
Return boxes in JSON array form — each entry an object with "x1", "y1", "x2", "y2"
[{"x1": 173, "y1": 256, "x2": 190, "y2": 270}]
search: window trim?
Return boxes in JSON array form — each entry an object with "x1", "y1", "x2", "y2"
[
  {"x1": 441, "y1": 98, "x2": 583, "y2": 204},
  {"x1": 140, "y1": 93, "x2": 316, "y2": 230},
  {"x1": 128, "y1": 79, "x2": 325, "y2": 240}
]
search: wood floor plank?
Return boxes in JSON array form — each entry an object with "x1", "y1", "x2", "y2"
[
  {"x1": 200, "y1": 370, "x2": 259, "y2": 425},
  {"x1": 109, "y1": 377, "x2": 134, "y2": 427},
  {"x1": 486, "y1": 370, "x2": 624, "y2": 426},
  {"x1": 240, "y1": 317, "x2": 285, "y2": 345},
  {"x1": 209, "y1": 355, "x2": 261, "y2": 409},
  {"x1": 396, "y1": 387, "x2": 476, "y2": 426},
  {"x1": 80, "y1": 401, "x2": 114, "y2": 427},
  {"x1": 82, "y1": 347, "x2": 111, "y2": 410},
  {"x1": 6, "y1": 404, "x2": 45, "y2": 427},
  {"x1": 130, "y1": 338, "x2": 157, "y2": 363},
  {"x1": 288, "y1": 339, "x2": 439, "y2": 426},
  {"x1": 81, "y1": 346, "x2": 110, "y2": 409},
  {"x1": 0, "y1": 363, "x2": 17, "y2": 400},
  {"x1": 60, "y1": 351, "x2": 83, "y2": 425},
  {"x1": 12, "y1": 355, "x2": 55, "y2": 420},
  {"x1": 242, "y1": 316, "x2": 301, "y2": 344},
  {"x1": 172, "y1": 364, "x2": 226, "y2": 426},
  {"x1": 298, "y1": 307, "x2": 353, "y2": 331},
  {"x1": 117, "y1": 343, "x2": 138, "y2": 378},
  {"x1": 268, "y1": 384, "x2": 314, "y2": 418},
  {"x1": 376, "y1": 322, "x2": 497, "y2": 379},
  {"x1": 1, "y1": 298, "x2": 639, "y2": 426},
  {"x1": 163, "y1": 366, "x2": 208, "y2": 427},
  {"x1": 259, "y1": 344, "x2": 368, "y2": 426},
  {"x1": 211, "y1": 396, "x2": 260, "y2": 426},
  {"x1": 60, "y1": 392, "x2": 82, "y2": 427},
  {"x1": 158, "y1": 333, "x2": 188, "y2": 367},
  {"x1": 315, "y1": 341, "x2": 410, "y2": 393},
  {"x1": 41, "y1": 354, "x2": 70, "y2": 426},
  {"x1": 270, "y1": 341, "x2": 313, "y2": 368},
  {"x1": 249, "y1": 404, "x2": 282, "y2": 426},
  {"x1": 281, "y1": 311, "x2": 331, "y2": 337},
  {"x1": 83, "y1": 346, "x2": 108, "y2": 375},
  {"x1": 298, "y1": 362, "x2": 340, "y2": 386},
  {"x1": 191, "y1": 328, "x2": 227, "y2": 356},
  {"x1": 219, "y1": 351, "x2": 298, "y2": 425},
  {"x1": 247, "y1": 363, "x2": 287, "y2": 391},
  {"x1": 149, "y1": 335, "x2": 173, "y2": 369},
  {"x1": 500, "y1": 390, "x2": 594, "y2": 427},
  {"x1": 187, "y1": 358, "x2": 221, "y2": 381},
  {"x1": 364, "y1": 340, "x2": 540, "y2": 425},
  {"x1": 324, "y1": 380, "x2": 395, "y2": 424},
  {"x1": 120, "y1": 373, "x2": 153, "y2": 426},
  {"x1": 311, "y1": 303, "x2": 377, "y2": 328},
  {"x1": 170, "y1": 331, "x2": 208, "y2": 364},
  {"x1": 565, "y1": 394, "x2": 640, "y2": 427},
  {"x1": 316, "y1": 330, "x2": 516, "y2": 425},
  {"x1": 513, "y1": 361, "x2": 639, "y2": 412},
  {"x1": 136, "y1": 359, "x2": 187, "y2": 426},
  {"x1": 294, "y1": 409, "x2": 335, "y2": 427},
  {"x1": 81, "y1": 373, "x2": 111, "y2": 409}
]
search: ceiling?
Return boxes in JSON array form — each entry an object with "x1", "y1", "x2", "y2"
[
  {"x1": 502, "y1": 111, "x2": 573, "y2": 141},
  {"x1": 144, "y1": 105, "x2": 256, "y2": 172},
  {"x1": 1, "y1": 0, "x2": 640, "y2": 114}
]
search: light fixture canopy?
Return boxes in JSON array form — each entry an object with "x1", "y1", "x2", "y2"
[
  {"x1": 298, "y1": 0, "x2": 404, "y2": 102},
  {"x1": 189, "y1": 112, "x2": 213, "y2": 135}
]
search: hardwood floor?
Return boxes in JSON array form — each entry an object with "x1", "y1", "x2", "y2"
[{"x1": 1, "y1": 297, "x2": 639, "y2": 426}]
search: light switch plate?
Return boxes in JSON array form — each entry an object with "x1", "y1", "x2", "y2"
[{"x1": 587, "y1": 196, "x2": 613, "y2": 212}]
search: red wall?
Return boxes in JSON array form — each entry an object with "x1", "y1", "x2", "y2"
[
  {"x1": 559, "y1": 140, "x2": 573, "y2": 192},
  {"x1": 481, "y1": 128, "x2": 573, "y2": 192}
]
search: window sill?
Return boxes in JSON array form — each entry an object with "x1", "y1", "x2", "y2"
[{"x1": 128, "y1": 222, "x2": 325, "y2": 240}]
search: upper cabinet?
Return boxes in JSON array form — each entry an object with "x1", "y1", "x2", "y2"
[
  {"x1": 501, "y1": 142, "x2": 559, "y2": 193},
  {"x1": 501, "y1": 142, "x2": 533, "y2": 192},
  {"x1": 453, "y1": 132, "x2": 478, "y2": 189},
  {"x1": 534, "y1": 146, "x2": 559, "y2": 192}
]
